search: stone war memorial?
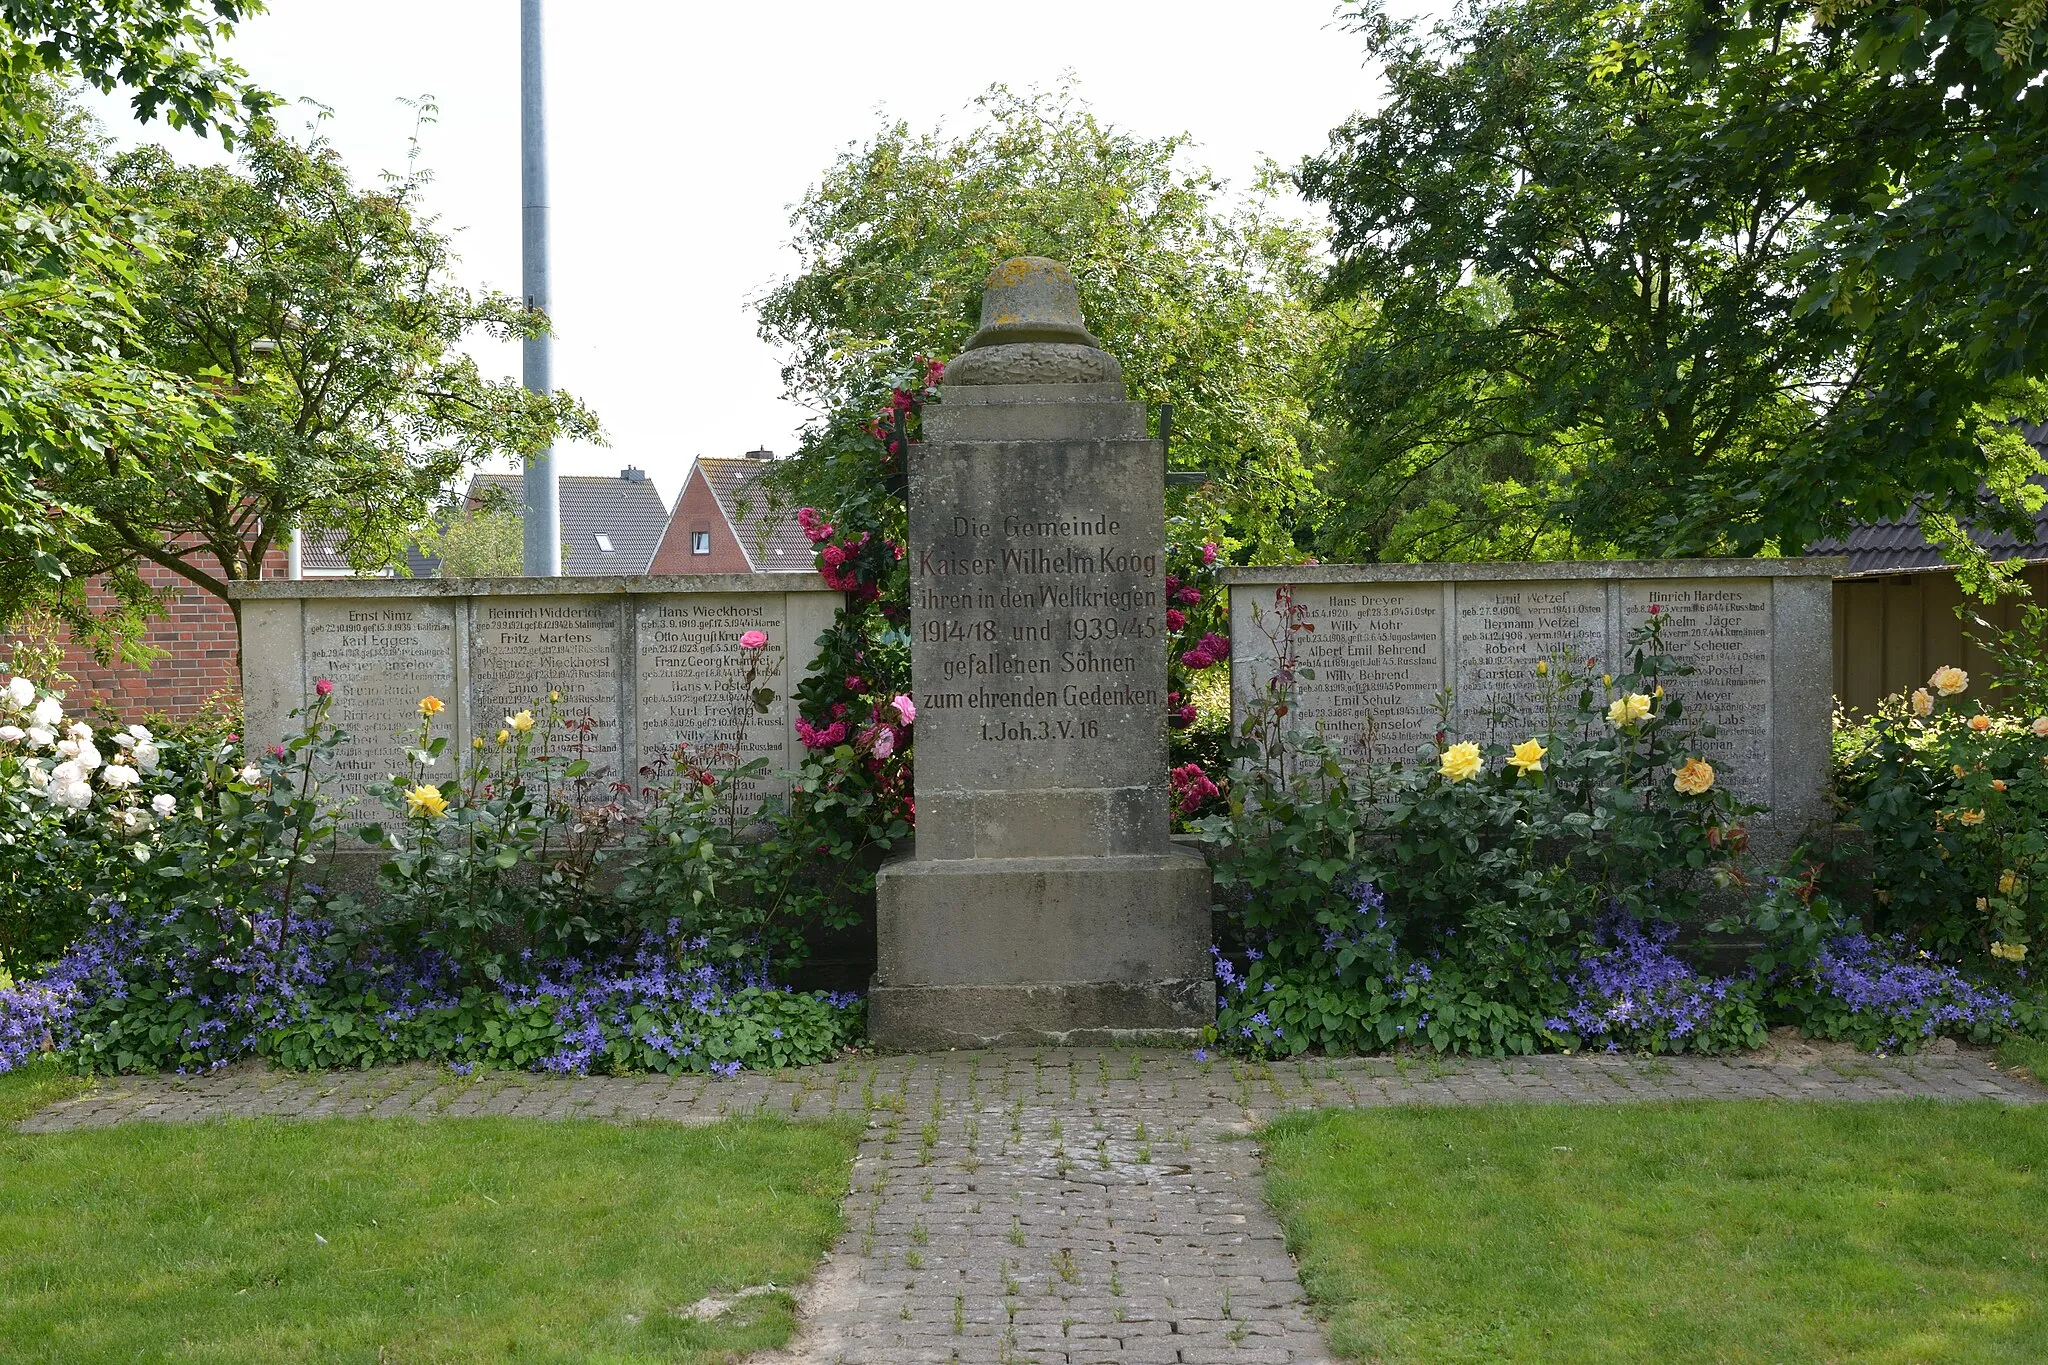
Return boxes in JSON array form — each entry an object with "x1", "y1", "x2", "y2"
[
  {"x1": 1221, "y1": 559, "x2": 1843, "y2": 838},
  {"x1": 869, "y1": 257, "x2": 1214, "y2": 1048},
  {"x1": 231, "y1": 574, "x2": 842, "y2": 828}
]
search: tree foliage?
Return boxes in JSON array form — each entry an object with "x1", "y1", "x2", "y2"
[
  {"x1": 1301, "y1": 0, "x2": 2047, "y2": 563},
  {"x1": 1, "y1": 2, "x2": 268, "y2": 651},
  {"x1": 52, "y1": 115, "x2": 600, "y2": 606},
  {"x1": 755, "y1": 83, "x2": 1331, "y2": 563}
]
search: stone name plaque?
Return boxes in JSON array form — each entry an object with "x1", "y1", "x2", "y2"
[
  {"x1": 231, "y1": 576, "x2": 840, "y2": 822},
  {"x1": 470, "y1": 596, "x2": 623, "y2": 786},
  {"x1": 1222, "y1": 559, "x2": 1842, "y2": 831},
  {"x1": 303, "y1": 598, "x2": 457, "y2": 804},
  {"x1": 635, "y1": 594, "x2": 791, "y2": 809}
]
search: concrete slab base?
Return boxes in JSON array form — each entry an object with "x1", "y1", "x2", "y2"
[
  {"x1": 867, "y1": 978, "x2": 1213, "y2": 1050},
  {"x1": 870, "y1": 849, "x2": 1214, "y2": 1049}
]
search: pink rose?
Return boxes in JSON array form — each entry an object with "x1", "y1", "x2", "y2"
[
  {"x1": 867, "y1": 725, "x2": 896, "y2": 760},
  {"x1": 1202, "y1": 542, "x2": 1219, "y2": 565},
  {"x1": 1177, "y1": 586, "x2": 1202, "y2": 605},
  {"x1": 739, "y1": 630, "x2": 768, "y2": 651},
  {"x1": 891, "y1": 694, "x2": 916, "y2": 725},
  {"x1": 314, "y1": 677, "x2": 334, "y2": 697},
  {"x1": 1198, "y1": 632, "x2": 1231, "y2": 661},
  {"x1": 1166, "y1": 608, "x2": 1186, "y2": 631}
]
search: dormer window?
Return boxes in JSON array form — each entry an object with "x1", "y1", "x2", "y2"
[
  {"x1": 691, "y1": 531, "x2": 712, "y2": 555},
  {"x1": 594, "y1": 532, "x2": 615, "y2": 554}
]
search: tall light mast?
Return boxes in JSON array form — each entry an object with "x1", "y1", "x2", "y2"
[{"x1": 520, "y1": 0, "x2": 560, "y2": 576}]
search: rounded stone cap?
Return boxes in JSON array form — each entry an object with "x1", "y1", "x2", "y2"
[
  {"x1": 947, "y1": 256, "x2": 1123, "y2": 386},
  {"x1": 962, "y1": 257, "x2": 1103, "y2": 351}
]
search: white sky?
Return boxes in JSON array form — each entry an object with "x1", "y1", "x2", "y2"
[{"x1": 87, "y1": 0, "x2": 1402, "y2": 512}]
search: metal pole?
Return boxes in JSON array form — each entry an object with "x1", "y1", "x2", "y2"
[{"x1": 520, "y1": 0, "x2": 560, "y2": 576}]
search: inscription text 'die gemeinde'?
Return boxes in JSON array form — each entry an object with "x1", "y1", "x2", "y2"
[{"x1": 914, "y1": 512, "x2": 1162, "y2": 767}]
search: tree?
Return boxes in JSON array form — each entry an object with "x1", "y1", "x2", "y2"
[
  {"x1": 755, "y1": 83, "x2": 1330, "y2": 564},
  {"x1": 1, "y1": 2, "x2": 273, "y2": 653},
  {"x1": 417, "y1": 499, "x2": 524, "y2": 579},
  {"x1": 1300, "y1": 0, "x2": 2046, "y2": 563},
  {"x1": 38, "y1": 114, "x2": 599, "y2": 620}
]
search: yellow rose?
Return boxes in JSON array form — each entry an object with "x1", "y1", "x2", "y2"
[
  {"x1": 1438, "y1": 741, "x2": 1484, "y2": 783},
  {"x1": 1601, "y1": 673, "x2": 1614, "y2": 688},
  {"x1": 1653, "y1": 684, "x2": 1664, "y2": 698},
  {"x1": 405, "y1": 783, "x2": 448, "y2": 819},
  {"x1": 1508, "y1": 738, "x2": 1547, "y2": 775},
  {"x1": 1992, "y1": 779, "x2": 2008, "y2": 792},
  {"x1": 2033, "y1": 716, "x2": 2048, "y2": 738},
  {"x1": 1534, "y1": 660, "x2": 1549, "y2": 676},
  {"x1": 1672, "y1": 757, "x2": 1716, "y2": 795},
  {"x1": 549, "y1": 690, "x2": 561, "y2": 703},
  {"x1": 1968, "y1": 713, "x2": 1991, "y2": 733},
  {"x1": 1929, "y1": 665, "x2": 1968, "y2": 697},
  {"x1": 1910, "y1": 689, "x2": 1934, "y2": 717},
  {"x1": 1978, "y1": 896, "x2": 1991, "y2": 911},
  {"x1": 471, "y1": 736, "x2": 485, "y2": 751},
  {"x1": 1607, "y1": 693, "x2": 1652, "y2": 728},
  {"x1": 1958, "y1": 809, "x2": 1986, "y2": 826},
  {"x1": 496, "y1": 729, "x2": 510, "y2": 745},
  {"x1": 507, "y1": 710, "x2": 536, "y2": 733},
  {"x1": 1999, "y1": 870, "x2": 2020, "y2": 895},
  {"x1": 1990, "y1": 941, "x2": 2028, "y2": 963},
  {"x1": 418, "y1": 695, "x2": 446, "y2": 718},
  {"x1": 1952, "y1": 764, "x2": 1967, "y2": 778}
]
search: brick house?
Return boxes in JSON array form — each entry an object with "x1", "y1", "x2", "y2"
[{"x1": 648, "y1": 450, "x2": 815, "y2": 575}]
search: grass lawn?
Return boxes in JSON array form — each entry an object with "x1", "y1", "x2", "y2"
[
  {"x1": 1264, "y1": 1101, "x2": 2047, "y2": 1364},
  {"x1": 0, "y1": 1066, "x2": 859, "y2": 1363},
  {"x1": 1999, "y1": 1036, "x2": 2048, "y2": 1085}
]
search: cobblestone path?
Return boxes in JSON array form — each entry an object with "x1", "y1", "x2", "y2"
[{"x1": 19, "y1": 1044, "x2": 2042, "y2": 1363}]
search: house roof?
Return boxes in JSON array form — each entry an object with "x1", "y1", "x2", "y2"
[
  {"x1": 1807, "y1": 426, "x2": 2048, "y2": 576},
  {"x1": 465, "y1": 471, "x2": 669, "y2": 574},
  {"x1": 696, "y1": 457, "x2": 816, "y2": 572}
]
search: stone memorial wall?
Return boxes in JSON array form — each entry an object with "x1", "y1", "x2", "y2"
[
  {"x1": 233, "y1": 576, "x2": 840, "y2": 828},
  {"x1": 1221, "y1": 559, "x2": 1842, "y2": 827}
]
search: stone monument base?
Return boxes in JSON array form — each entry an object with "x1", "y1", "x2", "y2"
[{"x1": 869, "y1": 849, "x2": 1214, "y2": 1049}]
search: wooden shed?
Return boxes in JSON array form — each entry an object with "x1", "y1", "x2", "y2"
[{"x1": 1811, "y1": 440, "x2": 2048, "y2": 714}]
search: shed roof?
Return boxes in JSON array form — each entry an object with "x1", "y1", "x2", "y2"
[{"x1": 1806, "y1": 425, "x2": 2048, "y2": 576}]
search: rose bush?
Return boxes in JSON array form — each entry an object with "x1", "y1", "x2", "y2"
[{"x1": 1832, "y1": 663, "x2": 2048, "y2": 963}]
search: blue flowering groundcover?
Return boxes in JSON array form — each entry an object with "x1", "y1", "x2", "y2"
[{"x1": 0, "y1": 906, "x2": 863, "y2": 1078}]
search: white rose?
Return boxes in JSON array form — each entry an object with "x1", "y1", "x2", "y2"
[
  {"x1": 4, "y1": 676, "x2": 33, "y2": 709},
  {"x1": 20, "y1": 759, "x2": 47, "y2": 786},
  {"x1": 238, "y1": 764, "x2": 262, "y2": 784},
  {"x1": 50, "y1": 779, "x2": 92, "y2": 810},
  {"x1": 65, "y1": 720, "x2": 93, "y2": 742},
  {"x1": 151, "y1": 793, "x2": 178, "y2": 817},
  {"x1": 101, "y1": 763, "x2": 140, "y2": 789},
  {"x1": 131, "y1": 740, "x2": 161, "y2": 773},
  {"x1": 69, "y1": 740, "x2": 103, "y2": 772},
  {"x1": 48, "y1": 759, "x2": 85, "y2": 788},
  {"x1": 31, "y1": 696, "x2": 62, "y2": 727},
  {"x1": 112, "y1": 806, "x2": 151, "y2": 832},
  {"x1": 126, "y1": 724, "x2": 152, "y2": 744},
  {"x1": 25, "y1": 726, "x2": 53, "y2": 750},
  {"x1": 0, "y1": 725, "x2": 22, "y2": 743}
]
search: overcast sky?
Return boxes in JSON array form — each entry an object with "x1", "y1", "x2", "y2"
[{"x1": 87, "y1": 1, "x2": 1401, "y2": 511}]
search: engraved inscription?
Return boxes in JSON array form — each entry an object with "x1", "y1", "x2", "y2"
[
  {"x1": 1453, "y1": 583, "x2": 1608, "y2": 734},
  {"x1": 304, "y1": 599, "x2": 456, "y2": 806},
  {"x1": 1241, "y1": 584, "x2": 1446, "y2": 766},
  {"x1": 635, "y1": 595, "x2": 788, "y2": 808},
  {"x1": 911, "y1": 508, "x2": 1163, "y2": 779},
  {"x1": 470, "y1": 598, "x2": 621, "y2": 783},
  {"x1": 1622, "y1": 581, "x2": 1773, "y2": 800}
]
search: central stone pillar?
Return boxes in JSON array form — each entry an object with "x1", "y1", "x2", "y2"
[{"x1": 870, "y1": 257, "x2": 1214, "y2": 1049}]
